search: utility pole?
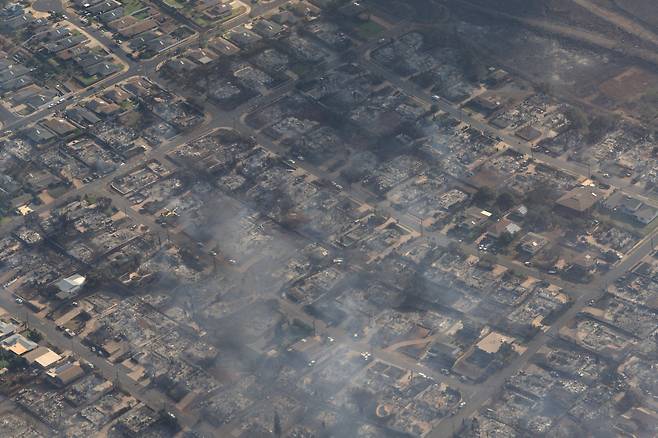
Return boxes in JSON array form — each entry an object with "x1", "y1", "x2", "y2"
[{"x1": 198, "y1": 30, "x2": 207, "y2": 48}]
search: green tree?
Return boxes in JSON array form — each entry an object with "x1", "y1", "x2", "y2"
[
  {"x1": 535, "y1": 81, "x2": 552, "y2": 95},
  {"x1": 8, "y1": 355, "x2": 26, "y2": 372},
  {"x1": 479, "y1": 253, "x2": 497, "y2": 268},
  {"x1": 473, "y1": 187, "x2": 495, "y2": 206},
  {"x1": 566, "y1": 106, "x2": 589, "y2": 132},
  {"x1": 586, "y1": 113, "x2": 619, "y2": 143},
  {"x1": 26, "y1": 329, "x2": 42, "y2": 343},
  {"x1": 497, "y1": 341, "x2": 515, "y2": 358},
  {"x1": 459, "y1": 47, "x2": 487, "y2": 83},
  {"x1": 273, "y1": 411, "x2": 282, "y2": 438},
  {"x1": 495, "y1": 192, "x2": 516, "y2": 212},
  {"x1": 525, "y1": 206, "x2": 552, "y2": 231},
  {"x1": 349, "y1": 388, "x2": 374, "y2": 414},
  {"x1": 498, "y1": 231, "x2": 514, "y2": 247}
]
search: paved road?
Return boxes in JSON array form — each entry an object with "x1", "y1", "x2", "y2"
[
  {"x1": 277, "y1": 299, "x2": 474, "y2": 395},
  {"x1": 353, "y1": 26, "x2": 658, "y2": 438},
  {"x1": 0, "y1": 0, "x2": 289, "y2": 130},
  {"x1": 0, "y1": 1, "x2": 293, "y2": 430},
  {"x1": 185, "y1": 23, "x2": 658, "y2": 435},
  {"x1": 149, "y1": 12, "x2": 658, "y2": 438},
  {"x1": 204, "y1": 19, "x2": 658, "y2": 436},
  {"x1": 0, "y1": 290, "x2": 200, "y2": 427},
  {"x1": 569, "y1": 0, "x2": 658, "y2": 47},
  {"x1": 452, "y1": 0, "x2": 658, "y2": 68},
  {"x1": 3, "y1": 7, "x2": 656, "y2": 435},
  {"x1": 360, "y1": 55, "x2": 658, "y2": 209},
  {"x1": 0, "y1": 0, "x2": 294, "y2": 234}
]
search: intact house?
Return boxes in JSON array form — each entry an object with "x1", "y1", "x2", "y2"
[
  {"x1": 603, "y1": 191, "x2": 658, "y2": 225},
  {"x1": 555, "y1": 186, "x2": 600, "y2": 216},
  {"x1": 487, "y1": 218, "x2": 521, "y2": 239},
  {"x1": 518, "y1": 232, "x2": 548, "y2": 256},
  {"x1": 46, "y1": 361, "x2": 85, "y2": 387},
  {"x1": 1, "y1": 333, "x2": 38, "y2": 356},
  {"x1": 54, "y1": 274, "x2": 87, "y2": 300}
]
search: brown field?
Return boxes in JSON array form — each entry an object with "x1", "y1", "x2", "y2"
[
  {"x1": 599, "y1": 67, "x2": 658, "y2": 103},
  {"x1": 613, "y1": 0, "x2": 658, "y2": 29}
]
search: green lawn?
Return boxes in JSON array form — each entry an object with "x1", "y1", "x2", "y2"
[
  {"x1": 221, "y1": 5, "x2": 246, "y2": 22},
  {"x1": 593, "y1": 211, "x2": 644, "y2": 237},
  {"x1": 48, "y1": 185, "x2": 70, "y2": 198},
  {"x1": 290, "y1": 63, "x2": 313, "y2": 78},
  {"x1": 355, "y1": 20, "x2": 384, "y2": 39},
  {"x1": 163, "y1": 0, "x2": 184, "y2": 9},
  {"x1": 78, "y1": 74, "x2": 99, "y2": 86},
  {"x1": 121, "y1": 0, "x2": 144, "y2": 16},
  {"x1": 120, "y1": 100, "x2": 134, "y2": 110},
  {"x1": 192, "y1": 14, "x2": 212, "y2": 28},
  {"x1": 642, "y1": 215, "x2": 658, "y2": 236},
  {"x1": 133, "y1": 10, "x2": 150, "y2": 19},
  {"x1": 191, "y1": 5, "x2": 246, "y2": 28}
]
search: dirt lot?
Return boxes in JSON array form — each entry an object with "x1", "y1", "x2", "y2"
[
  {"x1": 598, "y1": 67, "x2": 658, "y2": 102},
  {"x1": 454, "y1": 18, "x2": 625, "y2": 97},
  {"x1": 610, "y1": 0, "x2": 658, "y2": 29},
  {"x1": 592, "y1": 67, "x2": 658, "y2": 121}
]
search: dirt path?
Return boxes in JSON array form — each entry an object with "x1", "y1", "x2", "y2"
[
  {"x1": 521, "y1": 17, "x2": 658, "y2": 65},
  {"x1": 454, "y1": 0, "x2": 658, "y2": 68},
  {"x1": 385, "y1": 336, "x2": 434, "y2": 352},
  {"x1": 569, "y1": 0, "x2": 658, "y2": 48}
]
